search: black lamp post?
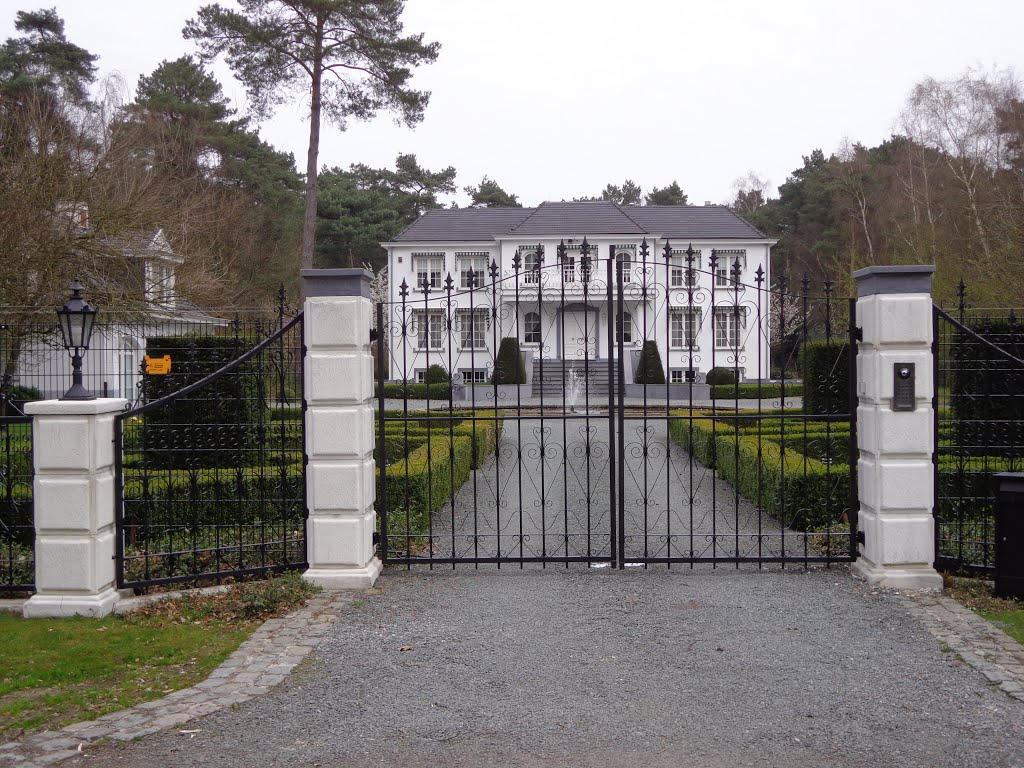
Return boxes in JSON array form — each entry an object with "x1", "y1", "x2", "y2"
[{"x1": 56, "y1": 280, "x2": 98, "y2": 401}]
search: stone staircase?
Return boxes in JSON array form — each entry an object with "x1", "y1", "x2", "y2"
[{"x1": 531, "y1": 359, "x2": 620, "y2": 397}]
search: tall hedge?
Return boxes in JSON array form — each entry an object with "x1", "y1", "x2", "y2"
[
  {"x1": 634, "y1": 340, "x2": 665, "y2": 384},
  {"x1": 801, "y1": 341, "x2": 850, "y2": 415},
  {"x1": 949, "y1": 322, "x2": 1024, "y2": 454},
  {"x1": 142, "y1": 335, "x2": 260, "y2": 468},
  {"x1": 492, "y1": 337, "x2": 526, "y2": 384}
]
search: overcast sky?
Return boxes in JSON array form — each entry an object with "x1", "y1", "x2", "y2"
[{"x1": 3, "y1": 0, "x2": 1024, "y2": 207}]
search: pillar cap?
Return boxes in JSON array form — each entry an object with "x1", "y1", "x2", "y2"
[
  {"x1": 24, "y1": 398, "x2": 129, "y2": 416},
  {"x1": 853, "y1": 265, "x2": 935, "y2": 297},
  {"x1": 301, "y1": 269, "x2": 372, "y2": 298}
]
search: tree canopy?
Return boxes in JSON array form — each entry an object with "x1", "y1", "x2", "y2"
[
  {"x1": 184, "y1": 0, "x2": 441, "y2": 276},
  {"x1": 645, "y1": 181, "x2": 688, "y2": 206},
  {"x1": 464, "y1": 175, "x2": 521, "y2": 207},
  {"x1": 318, "y1": 153, "x2": 456, "y2": 270}
]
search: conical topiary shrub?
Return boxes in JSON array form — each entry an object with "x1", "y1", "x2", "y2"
[
  {"x1": 634, "y1": 340, "x2": 666, "y2": 384},
  {"x1": 492, "y1": 337, "x2": 527, "y2": 384}
]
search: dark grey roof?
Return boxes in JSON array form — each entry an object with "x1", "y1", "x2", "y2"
[
  {"x1": 389, "y1": 202, "x2": 766, "y2": 242},
  {"x1": 509, "y1": 201, "x2": 647, "y2": 236},
  {"x1": 624, "y1": 205, "x2": 765, "y2": 239},
  {"x1": 392, "y1": 208, "x2": 533, "y2": 241}
]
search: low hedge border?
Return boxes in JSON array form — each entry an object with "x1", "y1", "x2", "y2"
[
  {"x1": 709, "y1": 384, "x2": 805, "y2": 400},
  {"x1": 669, "y1": 414, "x2": 852, "y2": 530},
  {"x1": 377, "y1": 415, "x2": 504, "y2": 552},
  {"x1": 378, "y1": 383, "x2": 452, "y2": 400}
]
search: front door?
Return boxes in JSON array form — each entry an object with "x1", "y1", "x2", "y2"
[{"x1": 562, "y1": 310, "x2": 598, "y2": 361}]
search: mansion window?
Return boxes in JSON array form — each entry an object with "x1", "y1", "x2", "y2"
[
  {"x1": 458, "y1": 308, "x2": 488, "y2": 349},
  {"x1": 616, "y1": 311, "x2": 633, "y2": 344},
  {"x1": 462, "y1": 369, "x2": 487, "y2": 384},
  {"x1": 457, "y1": 253, "x2": 488, "y2": 289},
  {"x1": 616, "y1": 252, "x2": 633, "y2": 284},
  {"x1": 523, "y1": 311, "x2": 541, "y2": 345},
  {"x1": 414, "y1": 309, "x2": 445, "y2": 349},
  {"x1": 713, "y1": 306, "x2": 747, "y2": 348},
  {"x1": 516, "y1": 246, "x2": 542, "y2": 285},
  {"x1": 561, "y1": 256, "x2": 575, "y2": 283},
  {"x1": 414, "y1": 254, "x2": 444, "y2": 290},
  {"x1": 670, "y1": 369, "x2": 697, "y2": 384},
  {"x1": 714, "y1": 250, "x2": 746, "y2": 288},
  {"x1": 669, "y1": 250, "x2": 701, "y2": 288},
  {"x1": 670, "y1": 309, "x2": 701, "y2": 349}
]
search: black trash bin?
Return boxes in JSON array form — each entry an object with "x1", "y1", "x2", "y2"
[{"x1": 994, "y1": 472, "x2": 1024, "y2": 600}]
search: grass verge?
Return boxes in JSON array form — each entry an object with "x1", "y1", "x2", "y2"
[
  {"x1": 945, "y1": 575, "x2": 1024, "y2": 646},
  {"x1": 0, "y1": 572, "x2": 319, "y2": 739}
]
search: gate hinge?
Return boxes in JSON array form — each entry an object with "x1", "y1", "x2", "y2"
[
  {"x1": 856, "y1": 530, "x2": 865, "y2": 545},
  {"x1": 854, "y1": 326, "x2": 863, "y2": 342},
  {"x1": 369, "y1": 328, "x2": 379, "y2": 343},
  {"x1": 372, "y1": 531, "x2": 381, "y2": 545}
]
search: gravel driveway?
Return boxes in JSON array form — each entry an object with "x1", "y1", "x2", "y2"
[
  {"x1": 412, "y1": 417, "x2": 840, "y2": 563},
  {"x1": 81, "y1": 568, "x2": 1024, "y2": 768}
]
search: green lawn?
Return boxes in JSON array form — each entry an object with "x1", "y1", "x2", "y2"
[
  {"x1": 947, "y1": 576, "x2": 1024, "y2": 646},
  {"x1": 0, "y1": 573, "x2": 317, "y2": 738}
]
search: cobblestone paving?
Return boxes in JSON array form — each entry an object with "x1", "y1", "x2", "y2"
[
  {"x1": 0, "y1": 593, "x2": 342, "y2": 767},
  {"x1": 905, "y1": 591, "x2": 1024, "y2": 702}
]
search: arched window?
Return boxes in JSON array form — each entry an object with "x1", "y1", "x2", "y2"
[
  {"x1": 616, "y1": 252, "x2": 632, "y2": 284},
  {"x1": 616, "y1": 311, "x2": 633, "y2": 343},
  {"x1": 524, "y1": 312, "x2": 541, "y2": 344},
  {"x1": 523, "y1": 251, "x2": 541, "y2": 284}
]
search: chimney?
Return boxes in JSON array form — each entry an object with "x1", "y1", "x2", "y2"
[{"x1": 704, "y1": 201, "x2": 712, "y2": 206}]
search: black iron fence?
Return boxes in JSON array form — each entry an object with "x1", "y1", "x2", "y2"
[
  {"x1": 2, "y1": 294, "x2": 295, "y2": 408},
  {"x1": 376, "y1": 244, "x2": 856, "y2": 567},
  {"x1": 0, "y1": 415, "x2": 32, "y2": 592},
  {"x1": 933, "y1": 285, "x2": 1024, "y2": 575},
  {"x1": 114, "y1": 312, "x2": 307, "y2": 590}
]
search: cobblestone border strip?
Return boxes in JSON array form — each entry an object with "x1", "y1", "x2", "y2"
[
  {"x1": 904, "y1": 592, "x2": 1024, "y2": 702},
  {"x1": 0, "y1": 593, "x2": 342, "y2": 767}
]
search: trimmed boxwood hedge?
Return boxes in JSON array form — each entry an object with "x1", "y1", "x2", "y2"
[
  {"x1": 492, "y1": 337, "x2": 527, "y2": 384},
  {"x1": 376, "y1": 413, "x2": 503, "y2": 552},
  {"x1": 801, "y1": 341, "x2": 851, "y2": 415},
  {"x1": 378, "y1": 382, "x2": 452, "y2": 400},
  {"x1": 142, "y1": 335, "x2": 261, "y2": 468},
  {"x1": 709, "y1": 383, "x2": 804, "y2": 400},
  {"x1": 669, "y1": 414, "x2": 851, "y2": 530},
  {"x1": 634, "y1": 341, "x2": 666, "y2": 384}
]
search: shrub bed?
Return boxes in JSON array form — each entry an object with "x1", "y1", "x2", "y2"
[
  {"x1": 669, "y1": 414, "x2": 851, "y2": 530},
  {"x1": 709, "y1": 383, "x2": 804, "y2": 399},
  {"x1": 378, "y1": 383, "x2": 452, "y2": 400},
  {"x1": 377, "y1": 412, "x2": 503, "y2": 550}
]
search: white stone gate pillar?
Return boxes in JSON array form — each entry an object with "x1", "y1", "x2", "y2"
[
  {"x1": 301, "y1": 269, "x2": 382, "y2": 588},
  {"x1": 23, "y1": 398, "x2": 127, "y2": 618},
  {"x1": 851, "y1": 266, "x2": 942, "y2": 590}
]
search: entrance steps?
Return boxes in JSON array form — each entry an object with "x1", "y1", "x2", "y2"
[{"x1": 531, "y1": 358, "x2": 620, "y2": 397}]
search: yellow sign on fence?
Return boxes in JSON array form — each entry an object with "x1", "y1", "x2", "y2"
[{"x1": 144, "y1": 354, "x2": 172, "y2": 375}]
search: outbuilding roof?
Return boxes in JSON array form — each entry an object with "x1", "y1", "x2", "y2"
[{"x1": 390, "y1": 201, "x2": 766, "y2": 242}]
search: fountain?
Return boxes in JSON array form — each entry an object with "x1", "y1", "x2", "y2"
[{"x1": 566, "y1": 364, "x2": 587, "y2": 413}]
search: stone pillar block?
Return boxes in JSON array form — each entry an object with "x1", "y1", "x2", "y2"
[
  {"x1": 851, "y1": 266, "x2": 942, "y2": 591},
  {"x1": 300, "y1": 269, "x2": 382, "y2": 589},
  {"x1": 22, "y1": 398, "x2": 128, "y2": 617}
]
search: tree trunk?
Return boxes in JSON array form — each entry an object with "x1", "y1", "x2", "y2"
[{"x1": 300, "y1": 18, "x2": 325, "y2": 285}]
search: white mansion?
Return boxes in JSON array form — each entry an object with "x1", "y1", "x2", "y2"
[{"x1": 381, "y1": 201, "x2": 775, "y2": 386}]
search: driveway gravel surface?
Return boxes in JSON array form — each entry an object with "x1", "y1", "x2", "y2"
[{"x1": 80, "y1": 567, "x2": 1024, "y2": 768}]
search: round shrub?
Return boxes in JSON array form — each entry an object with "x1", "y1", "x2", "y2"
[
  {"x1": 424, "y1": 364, "x2": 450, "y2": 385},
  {"x1": 706, "y1": 367, "x2": 739, "y2": 385}
]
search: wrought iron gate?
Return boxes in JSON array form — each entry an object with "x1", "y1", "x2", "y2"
[
  {"x1": 933, "y1": 288, "x2": 1024, "y2": 575},
  {"x1": 114, "y1": 314, "x2": 307, "y2": 590},
  {"x1": 376, "y1": 242, "x2": 857, "y2": 568}
]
